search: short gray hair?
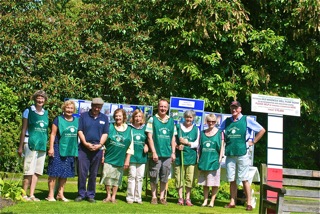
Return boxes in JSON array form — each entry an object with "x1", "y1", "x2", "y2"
[{"x1": 184, "y1": 110, "x2": 196, "y2": 119}]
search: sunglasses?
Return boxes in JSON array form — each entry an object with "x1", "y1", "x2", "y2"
[{"x1": 207, "y1": 120, "x2": 216, "y2": 123}]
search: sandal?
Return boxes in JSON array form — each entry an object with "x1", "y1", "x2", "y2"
[
  {"x1": 111, "y1": 199, "x2": 117, "y2": 204},
  {"x1": 45, "y1": 197, "x2": 56, "y2": 202},
  {"x1": 56, "y1": 196, "x2": 69, "y2": 202},
  {"x1": 29, "y1": 196, "x2": 40, "y2": 202},
  {"x1": 177, "y1": 198, "x2": 184, "y2": 205},
  {"x1": 224, "y1": 203, "x2": 236, "y2": 208},
  {"x1": 185, "y1": 199, "x2": 193, "y2": 206},
  {"x1": 22, "y1": 196, "x2": 30, "y2": 201}
]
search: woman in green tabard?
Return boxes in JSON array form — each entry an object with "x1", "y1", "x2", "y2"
[
  {"x1": 101, "y1": 108, "x2": 134, "y2": 203},
  {"x1": 126, "y1": 109, "x2": 148, "y2": 204},
  {"x1": 18, "y1": 90, "x2": 49, "y2": 201},
  {"x1": 46, "y1": 100, "x2": 79, "y2": 202},
  {"x1": 198, "y1": 114, "x2": 224, "y2": 208},
  {"x1": 174, "y1": 110, "x2": 200, "y2": 206}
]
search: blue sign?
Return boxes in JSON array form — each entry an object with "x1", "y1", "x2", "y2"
[{"x1": 169, "y1": 97, "x2": 205, "y2": 130}]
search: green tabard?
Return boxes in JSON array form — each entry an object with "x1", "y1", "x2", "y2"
[
  {"x1": 152, "y1": 116, "x2": 174, "y2": 158},
  {"x1": 28, "y1": 108, "x2": 49, "y2": 151},
  {"x1": 104, "y1": 123, "x2": 132, "y2": 167},
  {"x1": 130, "y1": 126, "x2": 147, "y2": 164},
  {"x1": 58, "y1": 116, "x2": 79, "y2": 157},
  {"x1": 225, "y1": 116, "x2": 247, "y2": 156},
  {"x1": 175, "y1": 124, "x2": 198, "y2": 166},
  {"x1": 198, "y1": 130, "x2": 222, "y2": 171}
]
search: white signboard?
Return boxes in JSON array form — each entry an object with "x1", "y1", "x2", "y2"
[{"x1": 251, "y1": 94, "x2": 300, "y2": 116}]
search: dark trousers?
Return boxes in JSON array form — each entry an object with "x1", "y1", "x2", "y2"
[{"x1": 77, "y1": 145, "x2": 102, "y2": 199}]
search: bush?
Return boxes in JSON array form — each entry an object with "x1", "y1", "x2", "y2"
[
  {"x1": 0, "y1": 82, "x2": 22, "y2": 172},
  {"x1": 0, "y1": 172, "x2": 25, "y2": 201}
]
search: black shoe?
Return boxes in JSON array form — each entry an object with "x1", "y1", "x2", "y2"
[
  {"x1": 87, "y1": 198, "x2": 96, "y2": 203},
  {"x1": 74, "y1": 196, "x2": 83, "y2": 202}
]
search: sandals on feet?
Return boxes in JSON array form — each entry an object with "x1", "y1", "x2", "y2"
[
  {"x1": 177, "y1": 198, "x2": 184, "y2": 205},
  {"x1": 224, "y1": 203, "x2": 236, "y2": 208},
  {"x1": 45, "y1": 197, "x2": 56, "y2": 202},
  {"x1": 56, "y1": 196, "x2": 69, "y2": 202},
  {"x1": 185, "y1": 199, "x2": 193, "y2": 206},
  {"x1": 22, "y1": 196, "x2": 30, "y2": 201},
  {"x1": 29, "y1": 196, "x2": 40, "y2": 202}
]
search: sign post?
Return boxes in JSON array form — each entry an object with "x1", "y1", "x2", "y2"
[{"x1": 251, "y1": 94, "x2": 300, "y2": 213}]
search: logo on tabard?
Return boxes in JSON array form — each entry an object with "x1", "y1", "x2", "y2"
[
  {"x1": 116, "y1": 135, "x2": 123, "y2": 142},
  {"x1": 232, "y1": 130, "x2": 236, "y2": 134},
  {"x1": 70, "y1": 128, "x2": 75, "y2": 133},
  {"x1": 162, "y1": 130, "x2": 167, "y2": 134},
  {"x1": 206, "y1": 143, "x2": 210, "y2": 147},
  {"x1": 136, "y1": 135, "x2": 141, "y2": 140},
  {"x1": 40, "y1": 122, "x2": 44, "y2": 127}
]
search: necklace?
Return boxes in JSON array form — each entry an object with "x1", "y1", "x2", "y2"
[{"x1": 65, "y1": 116, "x2": 73, "y2": 121}]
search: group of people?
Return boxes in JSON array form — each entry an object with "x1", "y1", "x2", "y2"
[{"x1": 18, "y1": 90, "x2": 265, "y2": 211}]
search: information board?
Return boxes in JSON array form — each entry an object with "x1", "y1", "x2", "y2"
[
  {"x1": 169, "y1": 97, "x2": 205, "y2": 130},
  {"x1": 251, "y1": 94, "x2": 300, "y2": 116}
]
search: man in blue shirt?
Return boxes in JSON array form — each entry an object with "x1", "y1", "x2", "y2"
[
  {"x1": 220, "y1": 101, "x2": 265, "y2": 211},
  {"x1": 75, "y1": 98, "x2": 109, "y2": 203}
]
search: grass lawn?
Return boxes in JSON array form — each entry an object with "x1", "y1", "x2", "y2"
[{"x1": 1, "y1": 176, "x2": 260, "y2": 213}]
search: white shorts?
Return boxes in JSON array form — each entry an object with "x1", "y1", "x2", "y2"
[
  {"x1": 226, "y1": 155, "x2": 250, "y2": 185},
  {"x1": 23, "y1": 144, "x2": 46, "y2": 175}
]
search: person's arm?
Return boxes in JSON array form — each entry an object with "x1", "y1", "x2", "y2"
[
  {"x1": 197, "y1": 135, "x2": 202, "y2": 163},
  {"x1": 147, "y1": 132, "x2": 158, "y2": 162},
  {"x1": 18, "y1": 118, "x2": 28, "y2": 157},
  {"x1": 124, "y1": 153, "x2": 131, "y2": 169},
  {"x1": 93, "y1": 133, "x2": 108, "y2": 151},
  {"x1": 251, "y1": 128, "x2": 266, "y2": 145},
  {"x1": 184, "y1": 127, "x2": 200, "y2": 148},
  {"x1": 247, "y1": 117, "x2": 266, "y2": 146},
  {"x1": 219, "y1": 132, "x2": 225, "y2": 162},
  {"x1": 143, "y1": 143, "x2": 149, "y2": 153},
  {"x1": 171, "y1": 133, "x2": 177, "y2": 162},
  {"x1": 78, "y1": 130, "x2": 92, "y2": 150},
  {"x1": 124, "y1": 140, "x2": 134, "y2": 168},
  {"x1": 48, "y1": 123, "x2": 58, "y2": 157}
]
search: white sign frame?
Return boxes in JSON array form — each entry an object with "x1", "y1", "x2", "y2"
[{"x1": 251, "y1": 94, "x2": 300, "y2": 116}]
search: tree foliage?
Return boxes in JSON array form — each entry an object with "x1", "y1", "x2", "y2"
[{"x1": 0, "y1": 0, "x2": 319, "y2": 171}]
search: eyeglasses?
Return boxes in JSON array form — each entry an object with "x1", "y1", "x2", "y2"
[{"x1": 207, "y1": 121, "x2": 216, "y2": 123}]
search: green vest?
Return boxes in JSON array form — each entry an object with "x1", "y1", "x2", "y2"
[
  {"x1": 225, "y1": 116, "x2": 247, "y2": 156},
  {"x1": 28, "y1": 108, "x2": 49, "y2": 151},
  {"x1": 58, "y1": 116, "x2": 79, "y2": 157},
  {"x1": 153, "y1": 116, "x2": 174, "y2": 158},
  {"x1": 130, "y1": 126, "x2": 147, "y2": 164},
  {"x1": 104, "y1": 123, "x2": 132, "y2": 167},
  {"x1": 198, "y1": 130, "x2": 221, "y2": 171},
  {"x1": 175, "y1": 124, "x2": 198, "y2": 166}
]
